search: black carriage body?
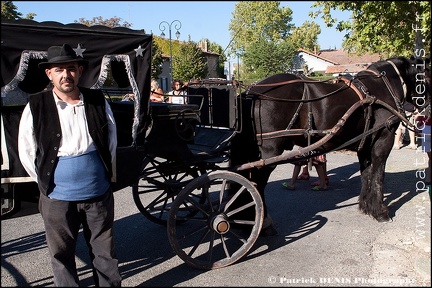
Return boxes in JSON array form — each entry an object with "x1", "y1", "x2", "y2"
[
  {"x1": 142, "y1": 81, "x2": 238, "y2": 161},
  {"x1": 1, "y1": 19, "x2": 152, "y2": 215},
  {"x1": 130, "y1": 80, "x2": 241, "y2": 226}
]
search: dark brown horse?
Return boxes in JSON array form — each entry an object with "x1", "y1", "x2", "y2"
[{"x1": 230, "y1": 56, "x2": 431, "y2": 234}]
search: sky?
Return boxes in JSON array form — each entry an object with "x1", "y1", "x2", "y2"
[{"x1": 15, "y1": 1, "x2": 351, "y2": 54}]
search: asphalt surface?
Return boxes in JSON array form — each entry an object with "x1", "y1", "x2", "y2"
[{"x1": 1, "y1": 146, "x2": 430, "y2": 287}]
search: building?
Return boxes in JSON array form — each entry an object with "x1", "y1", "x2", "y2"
[{"x1": 293, "y1": 48, "x2": 382, "y2": 76}]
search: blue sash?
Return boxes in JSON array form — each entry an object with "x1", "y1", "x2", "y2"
[{"x1": 48, "y1": 150, "x2": 110, "y2": 201}]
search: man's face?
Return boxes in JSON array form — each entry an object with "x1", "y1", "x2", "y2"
[{"x1": 45, "y1": 62, "x2": 83, "y2": 94}]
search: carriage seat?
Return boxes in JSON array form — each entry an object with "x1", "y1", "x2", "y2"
[{"x1": 187, "y1": 126, "x2": 233, "y2": 162}]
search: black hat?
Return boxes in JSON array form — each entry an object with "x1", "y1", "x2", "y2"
[{"x1": 38, "y1": 44, "x2": 88, "y2": 69}]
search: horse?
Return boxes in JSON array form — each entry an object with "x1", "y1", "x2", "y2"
[{"x1": 230, "y1": 56, "x2": 431, "y2": 235}]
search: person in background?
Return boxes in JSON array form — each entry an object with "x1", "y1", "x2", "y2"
[
  {"x1": 282, "y1": 154, "x2": 329, "y2": 191},
  {"x1": 296, "y1": 165, "x2": 310, "y2": 181},
  {"x1": 393, "y1": 102, "x2": 419, "y2": 150},
  {"x1": 168, "y1": 79, "x2": 187, "y2": 104},
  {"x1": 18, "y1": 44, "x2": 121, "y2": 287},
  {"x1": 295, "y1": 154, "x2": 330, "y2": 187},
  {"x1": 150, "y1": 79, "x2": 164, "y2": 102}
]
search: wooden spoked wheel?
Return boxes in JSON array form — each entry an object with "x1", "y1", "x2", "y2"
[
  {"x1": 167, "y1": 171, "x2": 263, "y2": 270},
  {"x1": 132, "y1": 156, "x2": 214, "y2": 225}
]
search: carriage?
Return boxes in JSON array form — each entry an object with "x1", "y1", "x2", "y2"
[{"x1": 2, "y1": 19, "x2": 430, "y2": 271}]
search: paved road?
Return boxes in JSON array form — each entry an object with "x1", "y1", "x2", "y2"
[{"x1": 1, "y1": 147, "x2": 430, "y2": 287}]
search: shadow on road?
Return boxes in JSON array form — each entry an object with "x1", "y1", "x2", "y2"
[
  {"x1": 242, "y1": 162, "x2": 422, "y2": 268},
  {"x1": 111, "y1": 162, "x2": 422, "y2": 286},
  {"x1": 2, "y1": 163, "x2": 423, "y2": 286}
]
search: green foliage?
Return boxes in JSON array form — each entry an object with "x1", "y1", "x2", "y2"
[
  {"x1": 75, "y1": 16, "x2": 132, "y2": 28},
  {"x1": 173, "y1": 41, "x2": 208, "y2": 81},
  {"x1": 289, "y1": 20, "x2": 321, "y2": 51},
  {"x1": 242, "y1": 40, "x2": 296, "y2": 83},
  {"x1": 311, "y1": 1, "x2": 431, "y2": 57},
  {"x1": 151, "y1": 39, "x2": 164, "y2": 80},
  {"x1": 1, "y1": 1, "x2": 35, "y2": 20},
  {"x1": 228, "y1": 1, "x2": 294, "y2": 56},
  {"x1": 229, "y1": 1, "x2": 303, "y2": 83},
  {"x1": 154, "y1": 36, "x2": 181, "y2": 56}
]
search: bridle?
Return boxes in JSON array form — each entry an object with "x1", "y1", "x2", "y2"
[{"x1": 386, "y1": 60, "x2": 407, "y2": 98}]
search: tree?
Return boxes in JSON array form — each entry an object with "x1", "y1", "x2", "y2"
[
  {"x1": 289, "y1": 21, "x2": 321, "y2": 51},
  {"x1": 150, "y1": 39, "x2": 164, "y2": 80},
  {"x1": 229, "y1": 1, "x2": 297, "y2": 83},
  {"x1": 154, "y1": 36, "x2": 181, "y2": 60},
  {"x1": 173, "y1": 41, "x2": 208, "y2": 82},
  {"x1": 311, "y1": 1, "x2": 431, "y2": 57},
  {"x1": 75, "y1": 16, "x2": 132, "y2": 28},
  {"x1": 1, "y1": 1, "x2": 35, "y2": 20},
  {"x1": 228, "y1": 1, "x2": 294, "y2": 56},
  {"x1": 242, "y1": 40, "x2": 296, "y2": 82}
]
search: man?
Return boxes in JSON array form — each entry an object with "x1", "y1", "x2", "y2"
[{"x1": 18, "y1": 44, "x2": 121, "y2": 286}]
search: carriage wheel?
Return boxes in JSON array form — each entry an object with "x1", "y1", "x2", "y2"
[
  {"x1": 167, "y1": 171, "x2": 264, "y2": 270},
  {"x1": 132, "y1": 156, "x2": 214, "y2": 225}
]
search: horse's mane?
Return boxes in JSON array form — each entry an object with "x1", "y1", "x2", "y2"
[
  {"x1": 366, "y1": 56, "x2": 410, "y2": 72},
  {"x1": 256, "y1": 73, "x2": 299, "y2": 84},
  {"x1": 368, "y1": 56, "x2": 430, "y2": 77}
]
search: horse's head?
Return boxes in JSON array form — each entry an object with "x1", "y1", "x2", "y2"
[{"x1": 378, "y1": 56, "x2": 430, "y2": 120}]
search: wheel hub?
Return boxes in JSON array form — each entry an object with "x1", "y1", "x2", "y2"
[{"x1": 211, "y1": 214, "x2": 230, "y2": 234}]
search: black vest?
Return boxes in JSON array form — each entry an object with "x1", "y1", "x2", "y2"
[{"x1": 29, "y1": 87, "x2": 113, "y2": 196}]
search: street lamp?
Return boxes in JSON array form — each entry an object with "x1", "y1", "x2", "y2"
[{"x1": 159, "y1": 20, "x2": 181, "y2": 85}]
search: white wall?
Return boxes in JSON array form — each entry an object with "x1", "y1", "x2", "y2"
[{"x1": 293, "y1": 52, "x2": 334, "y2": 73}]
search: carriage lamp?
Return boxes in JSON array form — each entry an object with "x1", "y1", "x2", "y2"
[{"x1": 159, "y1": 20, "x2": 182, "y2": 85}]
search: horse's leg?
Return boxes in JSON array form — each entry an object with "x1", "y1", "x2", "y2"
[
  {"x1": 250, "y1": 165, "x2": 278, "y2": 236},
  {"x1": 358, "y1": 129, "x2": 394, "y2": 222}
]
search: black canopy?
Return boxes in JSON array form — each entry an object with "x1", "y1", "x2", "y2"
[{"x1": 1, "y1": 19, "x2": 152, "y2": 182}]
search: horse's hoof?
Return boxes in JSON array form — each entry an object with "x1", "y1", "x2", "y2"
[
  {"x1": 260, "y1": 224, "x2": 278, "y2": 237},
  {"x1": 376, "y1": 215, "x2": 392, "y2": 222}
]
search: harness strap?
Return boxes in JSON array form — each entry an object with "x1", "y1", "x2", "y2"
[
  {"x1": 325, "y1": 114, "x2": 400, "y2": 154},
  {"x1": 257, "y1": 114, "x2": 399, "y2": 167},
  {"x1": 258, "y1": 128, "x2": 328, "y2": 140},
  {"x1": 367, "y1": 62, "x2": 406, "y2": 117},
  {"x1": 378, "y1": 62, "x2": 414, "y2": 130},
  {"x1": 338, "y1": 75, "x2": 374, "y2": 150},
  {"x1": 338, "y1": 77, "x2": 365, "y2": 100},
  {"x1": 358, "y1": 104, "x2": 374, "y2": 151},
  {"x1": 248, "y1": 78, "x2": 326, "y2": 88},
  {"x1": 386, "y1": 60, "x2": 407, "y2": 98},
  {"x1": 254, "y1": 97, "x2": 411, "y2": 144},
  {"x1": 238, "y1": 99, "x2": 371, "y2": 171}
]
